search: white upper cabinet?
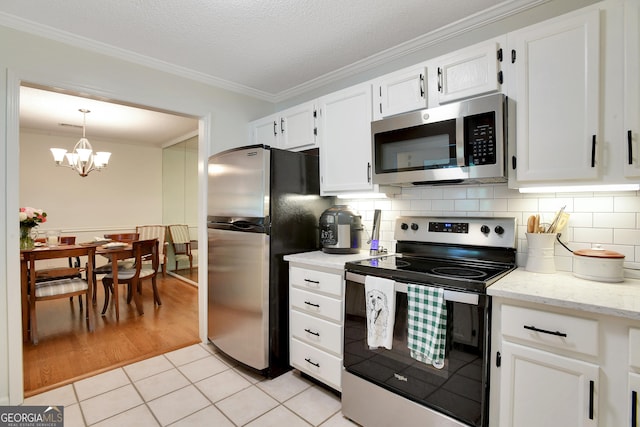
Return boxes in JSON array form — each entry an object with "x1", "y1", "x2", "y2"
[
  {"x1": 249, "y1": 101, "x2": 317, "y2": 151},
  {"x1": 624, "y1": 0, "x2": 640, "y2": 178},
  {"x1": 372, "y1": 65, "x2": 428, "y2": 120},
  {"x1": 317, "y1": 83, "x2": 374, "y2": 195},
  {"x1": 433, "y1": 39, "x2": 504, "y2": 105},
  {"x1": 250, "y1": 113, "x2": 279, "y2": 147},
  {"x1": 507, "y1": 8, "x2": 600, "y2": 185}
]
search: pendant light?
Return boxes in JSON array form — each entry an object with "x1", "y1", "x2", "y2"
[{"x1": 50, "y1": 109, "x2": 111, "y2": 177}]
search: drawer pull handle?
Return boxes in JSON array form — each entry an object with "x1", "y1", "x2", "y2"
[
  {"x1": 632, "y1": 390, "x2": 637, "y2": 427},
  {"x1": 304, "y1": 328, "x2": 320, "y2": 337},
  {"x1": 589, "y1": 380, "x2": 594, "y2": 420},
  {"x1": 304, "y1": 279, "x2": 320, "y2": 286},
  {"x1": 304, "y1": 301, "x2": 320, "y2": 308},
  {"x1": 523, "y1": 325, "x2": 567, "y2": 337},
  {"x1": 304, "y1": 358, "x2": 320, "y2": 368}
]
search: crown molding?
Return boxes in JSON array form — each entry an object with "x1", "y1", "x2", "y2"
[{"x1": 0, "y1": 0, "x2": 549, "y2": 105}]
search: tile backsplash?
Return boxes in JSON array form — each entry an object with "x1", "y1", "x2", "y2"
[{"x1": 339, "y1": 184, "x2": 640, "y2": 272}]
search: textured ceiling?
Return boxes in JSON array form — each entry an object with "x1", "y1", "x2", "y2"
[
  {"x1": 2, "y1": 0, "x2": 545, "y2": 145},
  {"x1": 0, "y1": 0, "x2": 544, "y2": 99}
]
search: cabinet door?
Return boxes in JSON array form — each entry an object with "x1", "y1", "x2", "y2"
[
  {"x1": 624, "y1": 0, "x2": 640, "y2": 178},
  {"x1": 435, "y1": 41, "x2": 502, "y2": 105},
  {"x1": 630, "y1": 372, "x2": 640, "y2": 427},
  {"x1": 500, "y1": 341, "x2": 599, "y2": 427},
  {"x1": 373, "y1": 66, "x2": 428, "y2": 120},
  {"x1": 317, "y1": 83, "x2": 373, "y2": 194},
  {"x1": 250, "y1": 114, "x2": 279, "y2": 147},
  {"x1": 280, "y1": 102, "x2": 317, "y2": 151},
  {"x1": 509, "y1": 9, "x2": 600, "y2": 183}
]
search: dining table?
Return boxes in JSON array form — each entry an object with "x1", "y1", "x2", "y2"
[{"x1": 20, "y1": 242, "x2": 142, "y2": 341}]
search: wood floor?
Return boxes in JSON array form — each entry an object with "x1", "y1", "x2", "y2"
[{"x1": 22, "y1": 273, "x2": 200, "y2": 397}]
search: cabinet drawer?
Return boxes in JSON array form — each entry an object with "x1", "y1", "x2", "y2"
[
  {"x1": 630, "y1": 328, "x2": 640, "y2": 369},
  {"x1": 291, "y1": 310, "x2": 342, "y2": 355},
  {"x1": 290, "y1": 338, "x2": 342, "y2": 391},
  {"x1": 501, "y1": 304, "x2": 598, "y2": 357},
  {"x1": 290, "y1": 266, "x2": 343, "y2": 297},
  {"x1": 290, "y1": 287, "x2": 342, "y2": 322}
]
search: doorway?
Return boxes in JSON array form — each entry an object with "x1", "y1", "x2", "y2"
[{"x1": 19, "y1": 83, "x2": 202, "y2": 395}]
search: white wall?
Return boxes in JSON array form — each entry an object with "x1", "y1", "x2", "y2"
[
  {"x1": 20, "y1": 131, "x2": 163, "y2": 235},
  {"x1": 0, "y1": 24, "x2": 274, "y2": 405},
  {"x1": 341, "y1": 184, "x2": 640, "y2": 272}
]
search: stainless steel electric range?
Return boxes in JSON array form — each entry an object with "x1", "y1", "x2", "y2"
[{"x1": 342, "y1": 216, "x2": 517, "y2": 427}]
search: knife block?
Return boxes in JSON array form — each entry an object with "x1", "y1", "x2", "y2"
[{"x1": 525, "y1": 233, "x2": 557, "y2": 273}]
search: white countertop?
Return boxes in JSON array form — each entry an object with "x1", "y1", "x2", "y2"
[
  {"x1": 488, "y1": 268, "x2": 640, "y2": 320},
  {"x1": 284, "y1": 250, "x2": 382, "y2": 270}
]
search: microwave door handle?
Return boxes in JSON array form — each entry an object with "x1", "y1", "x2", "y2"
[{"x1": 456, "y1": 117, "x2": 466, "y2": 167}]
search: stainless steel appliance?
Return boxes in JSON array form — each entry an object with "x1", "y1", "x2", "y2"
[
  {"x1": 371, "y1": 93, "x2": 512, "y2": 186},
  {"x1": 319, "y1": 205, "x2": 363, "y2": 254},
  {"x1": 343, "y1": 216, "x2": 517, "y2": 427},
  {"x1": 207, "y1": 145, "x2": 332, "y2": 378}
]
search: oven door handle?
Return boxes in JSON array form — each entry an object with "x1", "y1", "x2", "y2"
[{"x1": 345, "y1": 272, "x2": 480, "y2": 306}]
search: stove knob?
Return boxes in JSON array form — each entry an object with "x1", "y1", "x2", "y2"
[
  {"x1": 480, "y1": 225, "x2": 490, "y2": 234},
  {"x1": 494, "y1": 225, "x2": 505, "y2": 235},
  {"x1": 411, "y1": 223, "x2": 419, "y2": 231},
  {"x1": 401, "y1": 223, "x2": 409, "y2": 230}
]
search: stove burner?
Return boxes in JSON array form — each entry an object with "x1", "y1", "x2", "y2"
[
  {"x1": 430, "y1": 266, "x2": 488, "y2": 279},
  {"x1": 394, "y1": 260, "x2": 411, "y2": 268}
]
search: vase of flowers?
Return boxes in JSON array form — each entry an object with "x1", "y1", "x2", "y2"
[{"x1": 19, "y1": 207, "x2": 47, "y2": 250}]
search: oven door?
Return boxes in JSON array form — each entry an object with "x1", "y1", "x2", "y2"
[{"x1": 344, "y1": 272, "x2": 490, "y2": 427}]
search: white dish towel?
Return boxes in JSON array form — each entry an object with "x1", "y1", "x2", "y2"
[{"x1": 364, "y1": 275, "x2": 396, "y2": 349}]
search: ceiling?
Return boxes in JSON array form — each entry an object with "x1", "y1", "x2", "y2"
[{"x1": 2, "y1": 0, "x2": 546, "y2": 145}]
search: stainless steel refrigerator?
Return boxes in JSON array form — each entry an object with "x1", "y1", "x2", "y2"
[{"x1": 207, "y1": 145, "x2": 332, "y2": 377}]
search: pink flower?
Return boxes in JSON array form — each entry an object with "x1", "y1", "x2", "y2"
[{"x1": 19, "y1": 207, "x2": 47, "y2": 227}]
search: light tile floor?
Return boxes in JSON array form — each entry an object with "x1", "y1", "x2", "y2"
[{"x1": 23, "y1": 343, "x2": 359, "y2": 426}]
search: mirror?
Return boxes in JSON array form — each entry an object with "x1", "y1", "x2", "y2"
[{"x1": 163, "y1": 136, "x2": 198, "y2": 282}]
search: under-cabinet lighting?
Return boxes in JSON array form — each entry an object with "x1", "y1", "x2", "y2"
[
  {"x1": 336, "y1": 192, "x2": 389, "y2": 199},
  {"x1": 518, "y1": 184, "x2": 640, "y2": 194}
]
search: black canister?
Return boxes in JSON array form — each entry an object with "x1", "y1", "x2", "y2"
[{"x1": 319, "y1": 205, "x2": 363, "y2": 254}]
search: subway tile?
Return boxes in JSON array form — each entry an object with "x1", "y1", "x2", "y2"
[
  {"x1": 574, "y1": 197, "x2": 613, "y2": 212},
  {"x1": 455, "y1": 199, "x2": 480, "y2": 212},
  {"x1": 568, "y1": 212, "x2": 593, "y2": 228},
  {"x1": 391, "y1": 198, "x2": 411, "y2": 211},
  {"x1": 411, "y1": 199, "x2": 432, "y2": 211},
  {"x1": 432, "y1": 199, "x2": 454, "y2": 212},
  {"x1": 614, "y1": 229, "x2": 640, "y2": 246},
  {"x1": 507, "y1": 198, "x2": 538, "y2": 212},
  {"x1": 573, "y1": 228, "x2": 614, "y2": 244},
  {"x1": 614, "y1": 196, "x2": 640, "y2": 212},
  {"x1": 538, "y1": 197, "x2": 573, "y2": 212},
  {"x1": 494, "y1": 185, "x2": 520, "y2": 199},
  {"x1": 419, "y1": 187, "x2": 444, "y2": 199},
  {"x1": 443, "y1": 186, "x2": 467, "y2": 199},
  {"x1": 594, "y1": 212, "x2": 636, "y2": 229},
  {"x1": 467, "y1": 186, "x2": 493, "y2": 199},
  {"x1": 479, "y1": 199, "x2": 508, "y2": 212}
]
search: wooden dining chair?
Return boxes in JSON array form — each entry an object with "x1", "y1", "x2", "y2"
[
  {"x1": 26, "y1": 245, "x2": 96, "y2": 345},
  {"x1": 92, "y1": 232, "x2": 139, "y2": 304},
  {"x1": 168, "y1": 224, "x2": 194, "y2": 273},
  {"x1": 34, "y1": 236, "x2": 84, "y2": 307},
  {"x1": 136, "y1": 225, "x2": 167, "y2": 276},
  {"x1": 101, "y1": 238, "x2": 161, "y2": 320}
]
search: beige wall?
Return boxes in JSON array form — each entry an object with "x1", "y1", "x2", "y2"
[{"x1": 0, "y1": 24, "x2": 273, "y2": 405}]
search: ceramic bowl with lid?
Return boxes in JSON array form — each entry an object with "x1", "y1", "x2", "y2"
[{"x1": 573, "y1": 245, "x2": 625, "y2": 283}]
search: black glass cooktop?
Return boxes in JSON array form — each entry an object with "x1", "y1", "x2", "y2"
[{"x1": 345, "y1": 254, "x2": 516, "y2": 292}]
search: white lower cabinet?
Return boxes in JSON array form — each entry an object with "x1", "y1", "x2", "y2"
[
  {"x1": 289, "y1": 264, "x2": 344, "y2": 391},
  {"x1": 491, "y1": 298, "x2": 640, "y2": 427},
  {"x1": 499, "y1": 341, "x2": 599, "y2": 427}
]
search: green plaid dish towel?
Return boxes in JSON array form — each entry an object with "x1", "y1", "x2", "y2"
[{"x1": 407, "y1": 284, "x2": 447, "y2": 369}]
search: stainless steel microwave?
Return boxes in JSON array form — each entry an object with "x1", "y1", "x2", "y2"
[{"x1": 371, "y1": 93, "x2": 511, "y2": 186}]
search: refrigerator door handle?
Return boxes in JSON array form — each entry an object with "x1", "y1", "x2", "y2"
[{"x1": 230, "y1": 220, "x2": 266, "y2": 233}]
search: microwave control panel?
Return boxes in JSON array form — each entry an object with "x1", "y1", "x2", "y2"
[{"x1": 464, "y1": 111, "x2": 496, "y2": 166}]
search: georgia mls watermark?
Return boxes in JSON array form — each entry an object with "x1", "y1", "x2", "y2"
[{"x1": 0, "y1": 406, "x2": 63, "y2": 427}]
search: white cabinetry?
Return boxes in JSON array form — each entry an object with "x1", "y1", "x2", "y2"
[
  {"x1": 249, "y1": 101, "x2": 317, "y2": 151},
  {"x1": 432, "y1": 40, "x2": 504, "y2": 105},
  {"x1": 497, "y1": 304, "x2": 599, "y2": 427},
  {"x1": 289, "y1": 264, "x2": 344, "y2": 391},
  {"x1": 507, "y1": 8, "x2": 600, "y2": 185},
  {"x1": 630, "y1": 328, "x2": 640, "y2": 426},
  {"x1": 317, "y1": 83, "x2": 374, "y2": 195},
  {"x1": 624, "y1": 0, "x2": 640, "y2": 178},
  {"x1": 372, "y1": 65, "x2": 428, "y2": 121}
]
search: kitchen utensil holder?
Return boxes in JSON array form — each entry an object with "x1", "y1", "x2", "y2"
[{"x1": 525, "y1": 233, "x2": 557, "y2": 273}]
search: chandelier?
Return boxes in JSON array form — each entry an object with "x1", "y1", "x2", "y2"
[{"x1": 50, "y1": 109, "x2": 111, "y2": 177}]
